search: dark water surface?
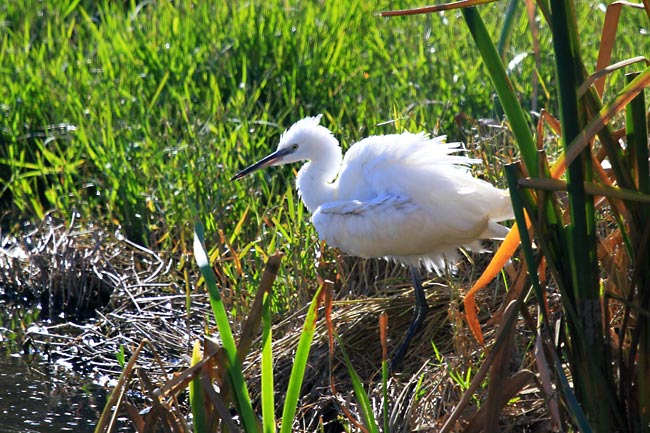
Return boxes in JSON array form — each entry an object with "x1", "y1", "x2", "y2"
[{"x1": 0, "y1": 354, "x2": 107, "y2": 433}]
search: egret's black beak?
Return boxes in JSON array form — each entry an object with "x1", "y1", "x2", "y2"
[{"x1": 230, "y1": 147, "x2": 293, "y2": 181}]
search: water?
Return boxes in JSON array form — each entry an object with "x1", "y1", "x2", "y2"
[{"x1": 0, "y1": 354, "x2": 107, "y2": 433}]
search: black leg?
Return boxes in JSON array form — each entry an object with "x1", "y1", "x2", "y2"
[{"x1": 390, "y1": 266, "x2": 430, "y2": 371}]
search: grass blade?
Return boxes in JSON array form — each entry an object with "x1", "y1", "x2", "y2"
[
  {"x1": 261, "y1": 292, "x2": 276, "y2": 433},
  {"x1": 335, "y1": 333, "x2": 380, "y2": 433},
  {"x1": 279, "y1": 284, "x2": 323, "y2": 433},
  {"x1": 496, "y1": 0, "x2": 519, "y2": 59},
  {"x1": 624, "y1": 71, "x2": 650, "y2": 431},
  {"x1": 505, "y1": 163, "x2": 548, "y2": 323},
  {"x1": 625, "y1": 72, "x2": 649, "y2": 195},
  {"x1": 548, "y1": 343, "x2": 593, "y2": 433},
  {"x1": 463, "y1": 222, "x2": 523, "y2": 343},
  {"x1": 567, "y1": 68, "x2": 650, "y2": 191},
  {"x1": 461, "y1": 6, "x2": 538, "y2": 177},
  {"x1": 379, "y1": 313, "x2": 389, "y2": 433},
  {"x1": 550, "y1": 0, "x2": 616, "y2": 428},
  {"x1": 189, "y1": 341, "x2": 207, "y2": 433},
  {"x1": 193, "y1": 222, "x2": 259, "y2": 433}
]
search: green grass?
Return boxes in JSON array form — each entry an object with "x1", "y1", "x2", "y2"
[
  {"x1": 1, "y1": 0, "x2": 648, "y2": 316},
  {"x1": 4, "y1": 1, "x2": 650, "y2": 431}
]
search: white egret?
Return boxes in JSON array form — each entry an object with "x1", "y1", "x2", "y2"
[{"x1": 232, "y1": 114, "x2": 513, "y2": 368}]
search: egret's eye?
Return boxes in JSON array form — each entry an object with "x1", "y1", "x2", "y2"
[{"x1": 290, "y1": 143, "x2": 299, "y2": 151}]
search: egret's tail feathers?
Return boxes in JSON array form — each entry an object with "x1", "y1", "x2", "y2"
[
  {"x1": 488, "y1": 189, "x2": 515, "y2": 223},
  {"x1": 393, "y1": 247, "x2": 462, "y2": 276},
  {"x1": 480, "y1": 221, "x2": 511, "y2": 240}
]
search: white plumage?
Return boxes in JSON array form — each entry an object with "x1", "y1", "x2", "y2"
[{"x1": 232, "y1": 114, "x2": 513, "y2": 368}]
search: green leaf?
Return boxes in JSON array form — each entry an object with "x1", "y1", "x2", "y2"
[
  {"x1": 279, "y1": 285, "x2": 322, "y2": 433},
  {"x1": 261, "y1": 292, "x2": 276, "y2": 433},
  {"x1": 115, "y1": 344, "x2": 125, "y2": 368},
  {"x1": 193, "y1": 222, "x2": 260, "y2": 433},
  {"x1": 462, "y1": 6, "x2": 538, "y2": 177},
  {"x1": 335, "y1": 333, "x2": 380, "y2": 433},
  {"x1": 189, "y1": 341, "x2": 207, "y2": 433}
]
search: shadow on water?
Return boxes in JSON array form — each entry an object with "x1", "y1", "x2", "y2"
[
  {"x1": 0, "y1": 220, "x2": 130, "y2": 431},
  {"x1": 1, "y1": 220, "x2": 194, "y2": 432},
  {"x1": 0, "y1": 301, "x2": 132, "y2": 433},
  {"x1": 0, "y1": 354, "x2": 112, "y2": 433}
]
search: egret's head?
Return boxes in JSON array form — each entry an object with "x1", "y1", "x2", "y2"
[{"x1": 231, "y1": 114, "x2": 338, "y2": 180}]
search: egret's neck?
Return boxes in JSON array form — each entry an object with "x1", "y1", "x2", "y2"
[{"x1": 296, "y1": 142, "x2": 342, "y2": 214}]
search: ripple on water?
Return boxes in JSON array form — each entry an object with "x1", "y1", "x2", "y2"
[{"x1": 0, "y1": 355, "x2": 113, "y2": 433}]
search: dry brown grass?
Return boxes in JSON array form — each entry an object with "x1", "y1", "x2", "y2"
[{"x1": 2, "y1": 217, "x2": 554, "y2": 432}]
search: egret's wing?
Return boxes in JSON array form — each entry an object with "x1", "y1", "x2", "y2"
[
  {"x1": 312, "y1": 193, "x2": 487, "y2": 272},
  {"x1": 313, "y1": 194, "x2": 418, "y2": 258},
  {"x1": 322, "y1": 132, "x2": 512, "y2": 271},
  {"x1": 317, "y1": 194, "x2": 414, "y2": 216},
  {"x1": 335, "y1": 132, "x2": 476, "y2": 202},
  {"x1": 347, "y1": 132, "x2": 512, "y2": 228}
]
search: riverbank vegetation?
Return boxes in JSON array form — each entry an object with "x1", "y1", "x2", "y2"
[{"x1": 2, "y1": 1, "x2": 649, "y2": 431}]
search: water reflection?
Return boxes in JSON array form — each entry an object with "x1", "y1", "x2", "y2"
[{"x1": 0, "y1": 354, "x2": 109, "y2": 433}]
